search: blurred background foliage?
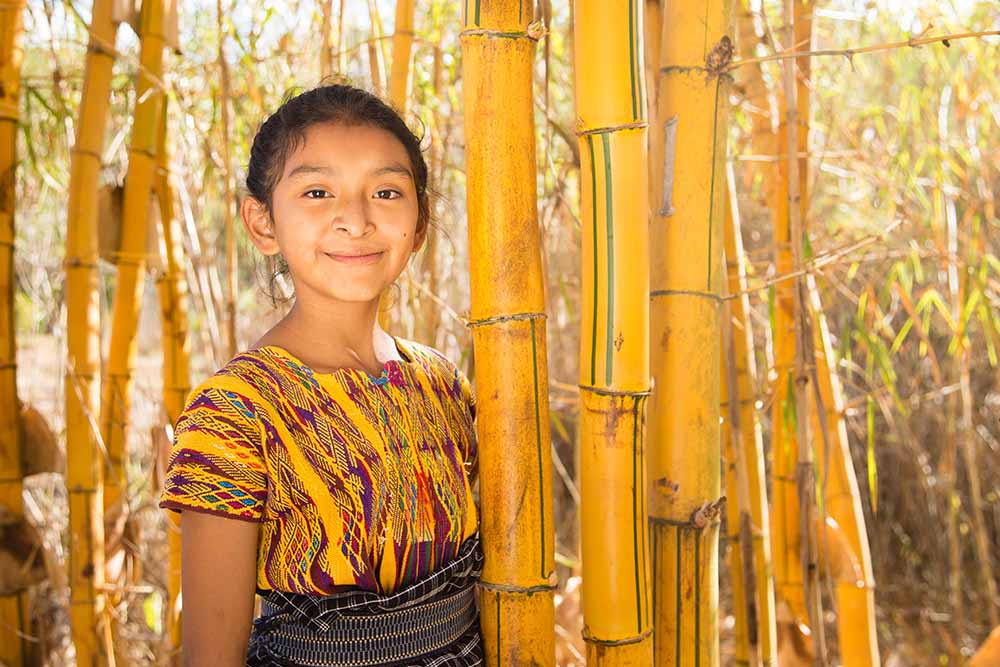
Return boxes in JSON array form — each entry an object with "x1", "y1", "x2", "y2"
[{"x1": 12, "y1": 0, "x2": 1000, "y2": 663}]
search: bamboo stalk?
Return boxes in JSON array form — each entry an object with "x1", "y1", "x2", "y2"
[
  {"x1": 388, "y1": 0, "x2": 415, "y2": 115},
  {"x1": 320, "y1": 0, "x2": 335, "y2": 78},
  {"x1": 99, "y1": 0, "x2": 167, "y2": 631},
  {"x1": 574, "y1": 1, "x2": 653, "y2": 664},
  {"x1": 806, "y1": 274, "x2": 880, "y2": 666},
  {"x1": 767, "y1": 0, "x2": 807, "y2": 640},
  {"x1": 153, "y1": 101, "x2": 191, "y2": 666},
  {"x1": 0, "y1": 0, "x2": 30, "y2": 662},
  {"x1": 648, "y1": 2, "x2": 731, "y2": 665},
  {"x1": 779, "y1": 2, "x2": 827, "y2": 663},
  {"x1": 721, "y1": 164, "x2": 777, "y2": 667},
  {"x1": 459, "y1": 5, "x2": 555, "y2": 665},
  {"x1": 216, "y1": 0, "x2": 236, "y2": 360},
  {"x1": 643, "y1": 0, "x2": 660, "y2": 218},
  {"x1": 64, "y1": 0, "x2": 120, "y2": 663}
]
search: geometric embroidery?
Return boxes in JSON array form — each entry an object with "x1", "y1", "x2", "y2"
[{"x1": 159, "y1": 336, "x2": 478, "y2": 595}]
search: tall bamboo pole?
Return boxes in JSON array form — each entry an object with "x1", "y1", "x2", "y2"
[
  {"x1": 320, "y1": 0, "x2": 335, "y2": 78},
  {"x1": 648, "y1": 2, "x2": 731, "y2": 665},
  {"x1": 777, "y1": 1, "x2": 827, "y2": 661},
  {"x1": 459, "y1": 5, "x2": 555, "y2": 665},
  {"x1": 388, "y1": 0, "x2": 415, "y2": 115},
  {"x1": 767, "y1": 0, "x2": 812, "y2": 638},
  {"x1": 65, "y1": 0, "x2": 120, "y2": 663},
  {"x1": 643, "y1": 0, "x2": 660, "y2": 215},
  {"x1": 574, "y1": 1, "x2": 652, "y2": 664},
  {"x1": 99, "y1": 0, "x2": 166, "y2": 602},
  {"x1": 0, "y1": 1, "x2": 29, "y2": 662},
  {"x1": 806, "y1": 274, "x2": 880, "y2": 666},
  {"x1": 217, "y1": 0, "x2": 236, "y2": 360},
  {"x1": 721, "y1": 166, "x2": 777, "y2": 667},
  {"x1": 153, "y1": 101, "x2": 191, "y2": 666},
  {"x1": 379, "y1": 0, "x2": 416, "y2": 333}
]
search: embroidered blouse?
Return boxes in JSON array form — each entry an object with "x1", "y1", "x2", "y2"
[{"x1": 158, "y1": 336, "x2": 478, "y2": 595}]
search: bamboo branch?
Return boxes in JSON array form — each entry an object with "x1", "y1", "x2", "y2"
[
  {"x1": 726, "y1": 219, "x2": 903, "y2": 301},
  {"x1": 725, "y1": 27, "x2": 1000, "y2": 73}
]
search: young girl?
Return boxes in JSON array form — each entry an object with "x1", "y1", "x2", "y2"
[{"x1": 158, "y1": 84, "x2": 482, "y2": 666}]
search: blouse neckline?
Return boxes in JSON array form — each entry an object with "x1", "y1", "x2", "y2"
[{"x1": 247, "y1": 335, "x2": 416, "y2": 383}]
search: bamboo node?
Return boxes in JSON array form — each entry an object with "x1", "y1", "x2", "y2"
[
  {"x1": 581, "y1": 626, "x2": 652, "y2": 646},
  {"x1": 577, "y1": 384, "x2": 651, "y2": 398},
  {"x1": 465, "y1": 311, "x2": 546, "y2": 328},
  {"x1": 526, "y1": 20, "x2": 547, "y2": 41},
  {"x1": 691, "y1": 496, "x2": 727, "y2": 529},
  {"x1": 459, "y1": 28, "x2": 543, "y2": 42},
  {"x1": 477, "y1": 578, "x2": 557, "y2": 594},
  {"x1": 576, "y1": 120, "x2": 647, "y2": 137},
  {"x1": 705, "y1": 36, "x2": 735, "y2": 78}
]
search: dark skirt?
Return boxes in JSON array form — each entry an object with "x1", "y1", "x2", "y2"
[{"x1": 246, "y1": 535, "x2": 484, "y2": 667}]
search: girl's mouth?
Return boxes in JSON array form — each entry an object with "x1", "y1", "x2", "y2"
[{"x1": 325, "y1": 251, "x2": 384, "y2": 265}]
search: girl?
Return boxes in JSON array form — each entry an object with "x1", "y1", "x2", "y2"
[{"x1": 159, "y1": 84, "x2": 482, "y2": 667}]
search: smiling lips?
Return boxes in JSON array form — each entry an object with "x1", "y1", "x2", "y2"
[{"x1": 325, "y1": 250, "x2": 385, "y2": 265}]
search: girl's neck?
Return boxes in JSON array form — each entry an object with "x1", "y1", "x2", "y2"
[{"x1": 256, "y1": 294, "x2": 400, "y2": 373}]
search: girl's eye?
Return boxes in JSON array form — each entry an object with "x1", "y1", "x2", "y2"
[
  {"x1": 304, "y1": 189, "x2": 330, "y2": 199},
  {"x1": 375, "y1": 189, "x2": 401, "y2": 200}
]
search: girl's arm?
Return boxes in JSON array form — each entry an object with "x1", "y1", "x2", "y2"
[{"x1": 180, "y1": 511, "x2": 260, "y2": 667}]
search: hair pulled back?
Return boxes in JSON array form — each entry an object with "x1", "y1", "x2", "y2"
[{"x1": 245, "y1": 83, "x2": 431, "y2": 306}]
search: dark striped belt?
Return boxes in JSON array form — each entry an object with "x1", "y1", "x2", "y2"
[{"x1": 246, "y1": 536, "x2": 483, "y2": 667}]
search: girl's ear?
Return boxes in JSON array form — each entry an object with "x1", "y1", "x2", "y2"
[
  {"x1": 412, "y1": 219, "x2": 428, "y2": 254},
  {"x1": 241, "y1": 196, "x2": 280, "y2": 256}
]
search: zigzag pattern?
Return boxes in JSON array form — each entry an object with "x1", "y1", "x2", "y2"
[{"x1": 160, "y1": 337, "x2": 478, "y2": 595}]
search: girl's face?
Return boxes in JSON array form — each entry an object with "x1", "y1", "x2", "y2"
[{"x1": 245, "y1": 121, "x2": 424, "y2": 307}]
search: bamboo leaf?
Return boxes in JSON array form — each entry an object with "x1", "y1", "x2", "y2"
[
  {"x1": 866, "y1": 396, "x2": 877, "y2": 516},
  {"x1": 889, "y1": 318, "x2": 914, "y2": 354}
]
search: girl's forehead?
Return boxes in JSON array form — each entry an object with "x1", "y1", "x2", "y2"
[{"x1": 283, "y1": 123, "x2": 411, "y2": 174}]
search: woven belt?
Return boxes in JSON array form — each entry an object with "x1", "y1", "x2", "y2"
[
  {"x1": 246, "y1": 535, "x2": 484, "y2": 667},
  {"x1": 256, "y1": 583, "x2": 476, "y2": 666}
]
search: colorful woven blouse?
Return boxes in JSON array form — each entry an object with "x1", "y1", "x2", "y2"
[{"x1": 158, "y1": 336, "x2": 478, "y2": 595}]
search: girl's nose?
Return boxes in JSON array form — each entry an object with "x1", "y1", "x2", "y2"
[{"x1": 332, "y1": 192, "x2": 372, "y2": 236}]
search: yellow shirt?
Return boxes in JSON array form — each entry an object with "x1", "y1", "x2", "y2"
[{"x1": 159, "y1": 337, "x2": 478, "y2": 594}]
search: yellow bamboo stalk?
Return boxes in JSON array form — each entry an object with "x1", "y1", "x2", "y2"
[
  {"x1": 320, "y1": 0, "x2": 335, "y2": 78},
  {"x1": 459, "y1": 5, "x2": 555, "y2": 665},
  {"x1": 0, "y1": 0, "x2": 29, "y2": 662},
  {"x1": 574, "y1": 1, "x2": 652, "y2": 664},
  {"x1": 389, "y1": 0, "x2": 415, "y2": 114},
  {"x1": 153, "y1": 102, "x2": 191, "y2": 666},
  {"x1": 648, "y1": 2, "x2": 731, "y2": 665},
  {"x1": 778, "y1": 1, "x2": 828, "y2": 659},
  {"x1": 768, "y1": 1, "x2": 879, "y2": 660},
  {"x1": 767, "y1": 0, "x2": 811, "y2": 633},
  {"x1": 807, "y1": 274, "x2": 879, "y2": 666},
  {"x1": 65, "y1": 0, "x2": 120, "y2": 663},
  {"x1": 721, "y1": 165, "x2": 777, "y2": 667},
  {"x1": 217, "y1": 0, "x2": 236, "y2": 360},
  {"x1": 379, "y1": 0, "x2": 416, "y2": 334},
  {"x1": 100, "y1": 0, "x2": 166, "y2": 595}
]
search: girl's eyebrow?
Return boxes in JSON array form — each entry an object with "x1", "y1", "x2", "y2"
[{"x1": 286, "y1": 163, "x2": 413, "y2": 180}]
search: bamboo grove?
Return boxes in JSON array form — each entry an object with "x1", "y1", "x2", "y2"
[{"x1": 2, "y1": 0, "x2": 999, "y2": 665}]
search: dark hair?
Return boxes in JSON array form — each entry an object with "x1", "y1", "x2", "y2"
[{"x1": 245, "y1": 83, "x2": 432, "y2": 306}]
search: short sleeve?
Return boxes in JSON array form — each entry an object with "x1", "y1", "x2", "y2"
[
  {"x1": 158, "y1": 377, "x2": 268, "y2": 523},
  {"x1": 457, "y1": 368, "x2": 479, "y2": 486}
]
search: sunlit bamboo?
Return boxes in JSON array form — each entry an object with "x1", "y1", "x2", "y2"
[
  {"x1": 648, "y1": 2, "x2": 732, "y2": 665},
  {"x1": 459, "y1": 4, "x2": 555, "y2": 664},
  {"x1": 574, "y1": 1, "x2": 653, "y2": 664},
  {"x1": 0, "y1": 0, "x2": 30, "y2": 661},
  {"x1": 64, "y1": 0, "x2": 120, "y2": 663},
  {"x1": 721, "y1": 166, "x2": 777, "y2": 667},
  {"x1": 99, "y1": 0, "x2": 167, "y2": 639}
]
